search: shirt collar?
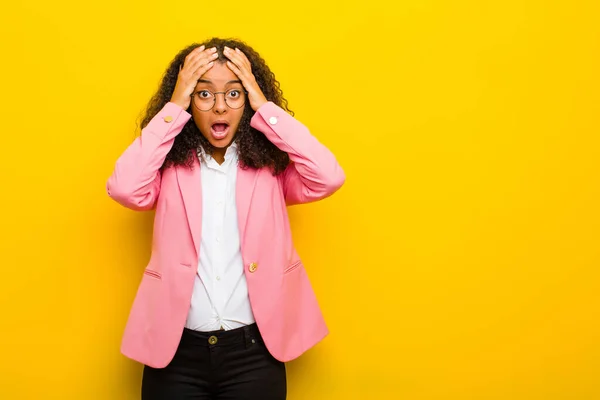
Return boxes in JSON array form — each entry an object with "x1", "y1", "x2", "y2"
[{"x1": 198, "y1": 141, "x2": 238, "y2": 166}]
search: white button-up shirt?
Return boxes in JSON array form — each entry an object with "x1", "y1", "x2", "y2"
[{"x1": 184, "y1": 142, "x2": 255, "y2": 331}]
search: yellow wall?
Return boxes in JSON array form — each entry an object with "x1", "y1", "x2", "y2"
[{"x1": 1, "y1": 0, "x2": 599, "y2": 398}]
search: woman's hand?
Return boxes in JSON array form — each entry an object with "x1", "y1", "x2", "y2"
[
  {"x1": 170, "y1": 46, "x2": 219, "y2": 110},
  {"x1": 223, "y1": 46, "x2": 268, "y2": 112}
]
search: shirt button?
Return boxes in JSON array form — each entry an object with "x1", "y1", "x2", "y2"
[
  {"x1": 248, "y1": 262, "x2": 258, "y2": 273},
  {"x1": 216, "y1": 276, "x2": 221, "y2": 281},
  {"x1": 269, "y1": 116, "x2": 278, "y2": 125},
  {"x1": 216, "y1": 237, "x2": 221, "y2": 243}
]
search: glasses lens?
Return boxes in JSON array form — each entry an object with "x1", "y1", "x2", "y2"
[
  {"x1": 225, "y1": 89, "x2": 245, "y2": 109},
  {"x1": 194, "y1": 91, "x2": 215, "y2": 111}
]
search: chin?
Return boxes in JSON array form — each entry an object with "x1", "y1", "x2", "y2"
[
  {"x1": 210, "y1": 138, "x2": 234, "y2": 148},
  {"x1": 202, "y1": 130, "x2": 236, "y2": 149}
]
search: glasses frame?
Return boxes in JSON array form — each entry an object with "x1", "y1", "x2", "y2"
[{"x1": 190, "y1": 88, "x2": 249, "y2": 111}]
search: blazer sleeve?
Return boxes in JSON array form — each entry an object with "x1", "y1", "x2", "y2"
[
  {"x1": 250, "y1": 102, "x2": 345, "y2": 206},
  {"x1": 106, "y1": 102, "x2": 192, "y2": 211}
]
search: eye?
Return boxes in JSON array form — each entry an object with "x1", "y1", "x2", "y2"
[
  {"x1": 197, "y1": 90, "x2": 212, "y2": 99},
  {"x1": 227, "y1": 90, "x2": 241, "y2": 99}
]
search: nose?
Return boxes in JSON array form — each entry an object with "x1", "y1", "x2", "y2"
[{"x1": 214, "y1": 93, "x2": 227, "y2": 114}]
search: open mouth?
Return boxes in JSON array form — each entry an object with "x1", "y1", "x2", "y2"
[{"x1": 210, "y1": 122, "x2": 230, "y2": 140}]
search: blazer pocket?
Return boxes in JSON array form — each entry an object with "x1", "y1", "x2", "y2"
[
  {"x1": 284, "y1": 260, "x2": 302, "y2": 274},
  {"x1": 143, "y1": 269, "x2": 162, "y2": 280}
]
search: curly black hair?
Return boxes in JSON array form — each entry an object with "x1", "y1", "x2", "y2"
[{"x1": 138, "y1": 37, "x2": 292, "y2": 175}]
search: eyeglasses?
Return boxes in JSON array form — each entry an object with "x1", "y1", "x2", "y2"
[{"x1": 191, "y1": 89, "x2": 248, "y2": 111}]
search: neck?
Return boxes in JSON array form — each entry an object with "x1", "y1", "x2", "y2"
[{"x1": 212, "y1": 149, "x2": 226, "y2": 165}]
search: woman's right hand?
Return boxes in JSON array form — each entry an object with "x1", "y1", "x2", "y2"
[{"x1": 170, "y1": 45, "x2": 218, "y2": 110}]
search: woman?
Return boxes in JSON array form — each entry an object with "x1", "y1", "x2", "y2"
[{"x1": 107, "y1": 37, "x2": 345, "y2": 399}]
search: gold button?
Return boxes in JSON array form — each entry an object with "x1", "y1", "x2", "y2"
[
  {"x1": 208, "y1": 336, "x2": 218, "y2": 345},
  {"x1": 249, "y1": 262, "x2": 258, "y2": 273},
  {"x1": 164, "y1": 116, "x2": 173, "y2": 123}
]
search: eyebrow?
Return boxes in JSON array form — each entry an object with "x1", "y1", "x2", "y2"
[{"x1": 197, "y1": 79, "x2": 243, "y2": 85}]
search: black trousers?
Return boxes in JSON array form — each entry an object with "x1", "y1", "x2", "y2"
[{"x1": 141, "y1": 324, "x2": 287, "y2": 399}]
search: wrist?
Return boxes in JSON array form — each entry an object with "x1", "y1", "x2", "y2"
[
  {"x1": 254, "y1": 99, "x2": 268, "y2": 111},
  {"x1": 170, "y1": 98, "x2": 189, "y2": 110}
]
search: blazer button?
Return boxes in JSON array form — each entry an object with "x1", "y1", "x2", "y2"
[
  {"x1": 248, "y1": 262, "x2": 258, "y2": 273},
  {"x1": 164, "y1": 116, "x2": 173, "y2": 123},
  {"x1": 269, "y1": 116, "x2": 278, "y2": 125}
]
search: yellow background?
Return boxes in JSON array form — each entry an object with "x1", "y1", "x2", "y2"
[{"x1": 0, "y1": 0, "x2": 599, "y2": 399}]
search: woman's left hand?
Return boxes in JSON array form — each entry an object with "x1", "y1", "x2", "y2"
[{"x1": 224, "y1": 46, "x2": 268, "y2": 112}]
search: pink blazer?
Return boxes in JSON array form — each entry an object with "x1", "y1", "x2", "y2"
[{"x1": 107, "y1": 101, "x2": 345, "y2": 368}]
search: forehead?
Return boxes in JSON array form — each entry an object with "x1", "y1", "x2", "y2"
[{"x1": 195, "y1": 63, "x2": 240, "y2": 88}]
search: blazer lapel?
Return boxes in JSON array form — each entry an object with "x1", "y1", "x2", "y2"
[
  {"x1": 175, "y1": 152, "x2": 259, "y2": 258},
  {"x1": 236, "y1": 164, "x2": 260, "y2": 246},
  {"x1": 176, "y1": 154, "x2": 202, "y2": 258}
]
